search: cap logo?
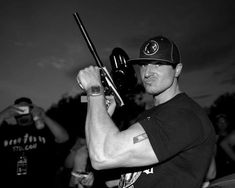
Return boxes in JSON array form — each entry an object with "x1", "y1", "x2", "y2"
[{"x1": 143, "y1": 40, "x2": 159, "y2": 56}]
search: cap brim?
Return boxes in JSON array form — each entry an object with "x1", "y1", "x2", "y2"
[{"x1": 127, "y1": 58, "x2": 173, "y2": 65}]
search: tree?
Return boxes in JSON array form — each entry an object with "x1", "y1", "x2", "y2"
[{"x1": 208, "y1": 92, "x2": 235, "y2": 131}]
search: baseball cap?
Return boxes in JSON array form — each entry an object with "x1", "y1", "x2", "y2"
[
  {"x1": 14, "y1": 97, "x2": 32, "y2": 105},
  {"x1": 128, "y1": 36, "x2": 181, "y2": 66}
]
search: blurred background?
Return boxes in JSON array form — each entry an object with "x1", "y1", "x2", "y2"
[{"x1": 0, "y1": 0, "x2": 234, "y2": 111}]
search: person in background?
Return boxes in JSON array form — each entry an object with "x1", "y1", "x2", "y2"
[
  {"x1": 214, "y1": 114, "x2": 235, "y2": 178},
  {"x1": 0, "y1": 97, "x2": 69, "y2": 188},
  {"x1": 202, "y1": 156, "x2": 217, "y2": 188},
  {"x1": 77, "y1": 35, "x2": 216, "y2": 188},
  {"x1": 64, "y1": 136, "x2": 117, "y2": 188},
  {"x1": 64, "y1": 137, "x2": 94, "y2": 188}
]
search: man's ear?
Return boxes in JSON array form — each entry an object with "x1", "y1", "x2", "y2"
[{"x1": 175, "y1": 63, "x2": 183, "y2": 77}]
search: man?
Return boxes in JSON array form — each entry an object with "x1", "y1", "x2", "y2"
[
  {"x1": 77, "y1": 35, "x2": 216, "y2": 188},
  {"x1": 0, "y1": 97, "x2": 69, "y2": 188}
]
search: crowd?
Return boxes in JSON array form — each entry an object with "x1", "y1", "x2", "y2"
[{"x1": 0, "y1": 35, "x2": 235, "y2": 188}]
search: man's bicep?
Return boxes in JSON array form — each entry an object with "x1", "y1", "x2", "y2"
[{"x1": 111, "y1": 122, "x2": 159, "y2": 167}]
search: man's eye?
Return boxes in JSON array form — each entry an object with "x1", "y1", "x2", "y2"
[{"x1": 141, "y1": 64, "x2": 161, "y2": 69}]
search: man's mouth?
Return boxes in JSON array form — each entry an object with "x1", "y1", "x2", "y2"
[{"x1": 144, "y1": 76, "x2": 156, "y2": 85}]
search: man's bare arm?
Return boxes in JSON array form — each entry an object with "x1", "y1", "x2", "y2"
[{"x1": 85, "y1": 95, "x2": 159, "y2": 170}]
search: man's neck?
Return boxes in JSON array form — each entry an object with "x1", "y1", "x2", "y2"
[{"x1": 153, "y1": 85, "x2": 181, "y2": 106}]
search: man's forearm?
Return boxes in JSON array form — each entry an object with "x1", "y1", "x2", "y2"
[
  {"x1": 86, "y1": 95, "x2": 119, "y2": 167},
  {"x1": 44, "y1": 116, "x2": 69, "y2": 143}
]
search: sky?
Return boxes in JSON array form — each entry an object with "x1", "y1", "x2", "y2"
[{"x1": 0, "y1": 0, "x2": 235, "y2": 111}]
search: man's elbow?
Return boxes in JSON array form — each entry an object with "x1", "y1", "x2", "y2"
[
  {"x1": 55, "y1": 133, "x2": 69, "y2": 143},
  {"x1": 62, "y1": 134, "x2": 69, "y2": 142},
  {"x1": 90, "y1": 158, "x2": 115, "y2": 170},
  {"x1": 90, "y1": 159, "x2": 105, "y2": 170},
  {"x1": 89, "y1": 152, "x2": 113, "y2": 170}
]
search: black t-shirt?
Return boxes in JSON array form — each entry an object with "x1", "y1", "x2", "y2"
[
  {"x1": 119, "y1": 93, "x2": 216, "y2": 188},
  {"x1": 0, "y1": 121, "x2": 57, "y2": 188}
]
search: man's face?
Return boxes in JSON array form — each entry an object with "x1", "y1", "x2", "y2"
[{"x1": 140, "y1": 63, "x2": 177, "y2": 95}]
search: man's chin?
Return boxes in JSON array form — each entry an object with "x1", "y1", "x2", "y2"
[{"x1": 145, "y1": 87, "x2": 159, "y2": 95}]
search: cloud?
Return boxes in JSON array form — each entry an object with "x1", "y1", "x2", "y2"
[
  {"x1": 120, "y1": 0, "x2": 235, "y2": 75},
  {"x1": 193, "y1": 94, "x2": 212, "y2": 100},
  {"x1": 35, "y1": 42, "x2": 91, "y2": 71},
  {"x1": 181, "y1": 26, "x2": 235, "y2": 71},
  {"x1": 65, "y1": 59, "x2": 96, "y2": 80},
  {"x1": 212, "y1": 60, "x2": 235, "y2": 86},
  {"x1": 13, "y1": 41, "x2": 34, "y2": 47},
  {"x1": 221, "y1": 75, "x2": 235, "y2": 85},
  {"x1": 37, "y1": 56, "x2": 75, "y2": 70}
]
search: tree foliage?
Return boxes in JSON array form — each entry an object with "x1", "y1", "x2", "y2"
[{"x1": 208, "y1": 92, "x2": 235, "y2": 130}]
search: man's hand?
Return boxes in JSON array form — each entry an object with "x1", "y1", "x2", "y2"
[
  {"x1": 0, "y1": 105, "x2": 26, "y2": 125},
  {"x1": 0, "y1": 105, "x2": 22, "y2": 120},
  {"x1": 70, "y1": 171, "x2": 94, "y2": 188},
  {"x1": 77, "y1": 66, "x2": 102, "y2": 91},
  {"x1": 31, "y1": 105, "x2": 45, "y2": 119},
  {"x1": 106, "y1": 95, "x2": 116, "y2": 116}
]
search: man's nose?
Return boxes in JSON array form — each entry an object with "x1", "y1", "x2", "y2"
[{"x1": 144, "y1": 64, "x2": 154, "y2": 77}]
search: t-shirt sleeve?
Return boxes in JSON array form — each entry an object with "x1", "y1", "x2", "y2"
[{"x1": 139, "y1": 108, "x2": 203, "y2": 162}]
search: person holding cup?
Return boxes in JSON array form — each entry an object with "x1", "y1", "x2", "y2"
[{"x1": 0, "y1": 97, "x2": 69, "y2": 188}]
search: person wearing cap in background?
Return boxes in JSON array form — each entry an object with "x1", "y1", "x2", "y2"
[
  {"x1": 0, "y1": 97, "x2": 69, "y2": 188},
  {"x1": 77, "y1": 35, "x2": 216, "y2": 188}
]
